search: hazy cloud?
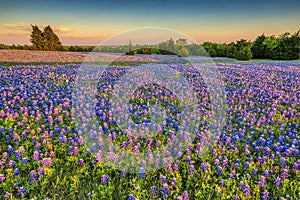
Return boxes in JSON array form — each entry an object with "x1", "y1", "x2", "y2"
[
  {"x1": 3, "y1": 23, "x2": 32, "y2": 32},
  {"x1": 52, "y1": 26, "x2": 76, "y2": 33},
  {"x1": 2, "y1": 23, "x2": 76, "y2": 33}
]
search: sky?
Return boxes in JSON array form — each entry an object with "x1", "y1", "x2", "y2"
[{"x1": 0, "y1": 0, "x2": 299, "y2": 45}]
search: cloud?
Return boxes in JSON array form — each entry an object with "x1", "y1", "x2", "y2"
[
  {"x1": 2, "y1": 23, "x2": 76, "y2": 34},
  {"x1": 52, "y1": 26, "x2": 76, "y2": 33},
  {"x1": 3, "y1": 23, "x2": 32, "y2": 32}
]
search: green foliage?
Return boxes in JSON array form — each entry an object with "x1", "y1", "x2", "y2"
[
  {"x1": 0, "y1": 44, "x2": 10, "y2": 49},
  {"x1": 270, "y1": 31, "x2": 300, "y2": 60},
  {"x1": 236, "y1": 46, "x2": 253, "y2": 60},
  {"x1": 125, "y1": 50, "x2": 135, "y2": 55},
  {"x1": 251, "y1": 34, "x2": 268, "y2": 59},
  {"x1": 136, "y1": 47, "x2": 151, "y2": 54},
  {"x1": 42, "y1": 26, "x2": 63, "y2": 51},
  {"x1": 178, "y1": 46, "x2": 189, "y2": 57},
  {"x1": 30, "y1": 25, "x2": 62, "y2": 51},
  {"x1": 30, "y1": 25, "x2": 43, "y2": 50},
  {"x1": 4, "y1": 29, "x2": 300, "y2": 60},
  {"x1": 208, "y1": 48, "x2": 217, "y2": 57}
]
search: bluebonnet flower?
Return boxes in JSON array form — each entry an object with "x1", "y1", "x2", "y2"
[
  {"x1": 18, "y1": 187, "x2": 26, "y2": 195},
  {"x1": 151, "y1": 186, "x2": 157, "y2": 196},
  {"x1": 279, "y1": 157, "x2": 286, "y2": 166},
  {"x1": 7, "y1": 145, "x2": 14, "y2": 155},
  {"x1": 261, "y1": 190, "x2": 269, "y2": 199},
  {"x1": 14, "y1": 168, "x2": 20, "y2": 176},
  {"x1": 5, "y1": 135, "x2": 10, "y2": 142},
  {"x1": 78, "y1": 159, "x2": 84, "y2": 166},
  {"x1": 243, "y1": 185, "x2": 251, "y2": 196},
  {"x1": 68, "y1": 146, "x2": 73, "y2": 154},
  {"x1": 101, "y1": 174, "x2": 109, "y2": 185},
  {"x1": 2, "y1": 152, "x2": 9, "y2": 159},
  {"x1": 8, "y1": 160, "x2": 16, "y2": 168},
  {"x1": 30, "y1": 170, "x2": 38, "y2": 183},
  {"x1": 38, "y1": 167, "x2": 44, "y2": 176},
  {"x1": 128, "y1": 194, "x2": 135, "y2": 200},
  {"x1": 121, "y1": 170, "x2": 126, "y2": 177},
  {"x1": 8, "y1": 127, "x2": 14, "y2": 134},
  {"x1": 220, "y1": 179, "x2": 225, "y2": 186},
  {"x1": 171, "y1": 178, "x2": 177, "y2": 187},
  {"x1": 86, "y1": 192, "x2": 92, "y2": 198},
  {"x1": 182, "y1": 191, "x2": 189, "y2": 200},
  {"x1": 138, "y1": 168, "x2": 145, "y2": 179},
  {"x1": 159, "y1": 175, "x2": 167, "y2": 184},
  {"x1": 232, "y1": 194, "x2": 240, "y2": 200},
  {"x1": 258, "y1": 176, "x2": 266, "y2": 188},
  {"x1": 0, "y1": 174, "x2": 5, "y2": 182},
  {"x1": 200, "y1": 162, "x2": 210, "y2": 173},
  {"x1": 217, "y1": 166, "x2": 223, "y2": 176},
  {"x1": 162, "y1": 183, "x2": 169, "y2": 196},
  {"x1": 243, "y1": 162, "x2": 249, "y2": 169},
  {"x1": 274, "y1": 177, "x2": 281, "y2": 187}
]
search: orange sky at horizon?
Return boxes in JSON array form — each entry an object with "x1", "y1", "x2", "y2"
[{"x1": 1, "y1": 23, "x2": 299, "y2": 46}]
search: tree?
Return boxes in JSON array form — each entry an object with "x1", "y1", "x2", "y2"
[
  {"x1": 30, "y1": 25, "x2": 43, "y2": 50},
  {"x1": 23, "y1": 44, "x2": 30, "y2": 50},
  {"x1": 42, "y1": 25, "x2": 62, "y2": 51},
  {"x1": 226, "y1": 42, "x2": 237, "y2": 58},
  {"x1": 30, "y1": 25, "x2": 62, "y2": 51},
  {"x1": 263, "y1": 35, "x2": 277, "y2": 59},
  {"x1": 236, "y1": 46, "x2": 252, "y2": 60},
  {"x1": 235, "y1": 39, "x2": 251, "y2": 52},
  {"x1": 202, "y1": 42, "x2": 218, "y2": 57},
  {"x1": 251, "y1": 34, "x2": 268, "y2": 59},
  {"x1": 208, "y1": 48, "x2": 217, "y2": 57},
  {"x1": 178, "y1": 46, "x2": 189, "y2": 57},
  {"x1": 216, "y1": 44, "x2": 227, "y2": 57},
  {"x1": 270, "y1": 31, "x2": 300, "y2": 60}
]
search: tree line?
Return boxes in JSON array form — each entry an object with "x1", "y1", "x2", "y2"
[{"x1": 0, "y1": 26, "x2": 299, "y2": 60}]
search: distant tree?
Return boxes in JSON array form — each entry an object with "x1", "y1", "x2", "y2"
[
  {"x1": 237, "y1": 46, "x2": 252, "y2": 60},
  {"x1": 226, "y1": 42, "x2": 237, "y2": 58},
  {"x1": 159, "y1": 38, "x2": 176, "y2": 53},
  {"x1": 235, "y1": 39, "x2": 251, "y2": 52},
  {"x1": 23, "y1": 44, "x2": 30, "y2": 50},
  {"x1": 270, "y1": 31, "x2": 300, "y2": 60},
  {"x1": 251, "y1": 34, "x2": 268, "y2": 59},
  {"x1": 175, "y1": 38, "x2": 189, "y2": 56},
  {"x1": 202, "y1": 42, "x2": 218, "y2": 57},
  {"x1": 42, "y1": 25, "x2": 63, "y2": 51},
  {"x1": 216, "y1": 44, "x2": 227, "y2": 57},
  {"x1": 208, "y1": 48, "x2": 217, "y2": 57},
  {"x1": 176, "y1": 38, "x2": 187, "y2": 46},
  {"x1": 263, "y1": 35, "x2": 277, "y2": 59},
  {"x1": 68, "y1": 45, "x2": 75, "y2": 51},
  {"x1": 0, "y1": 44, "x2": 10, "y2": 49},
  {"x1": 30, "y1": 25, "x2": 43, "y2": 50},
  {"x1": 166, "y1": 38, "x2": 176, "y2": 53},
  {"x1": 179, "y1": 46, "x2": 189, "y2": 57},
  {"x1": 142, "y1": 47, "x2": 151, "y2": 54}
]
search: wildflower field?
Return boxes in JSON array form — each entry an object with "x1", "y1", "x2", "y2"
[{"x1": 0, "y1": 51, "x2": 299, "y2": 199}]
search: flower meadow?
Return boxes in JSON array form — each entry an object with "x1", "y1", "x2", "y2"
[{"x1": 0, "y1": 55, "x2": 299, "y2": 199}]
